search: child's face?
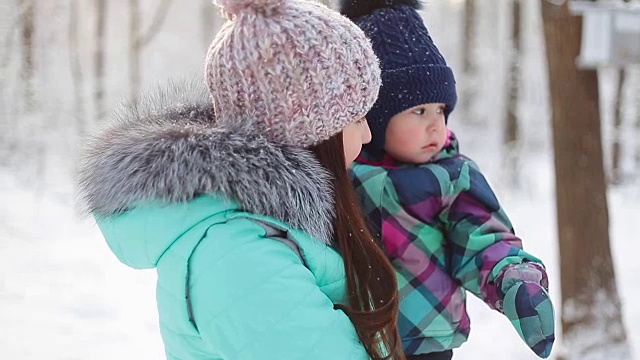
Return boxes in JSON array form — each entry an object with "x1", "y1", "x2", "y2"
[
  {"x1": 343, "y1": 117, "x2": 372, "y2": 167},
  {"x1": 384, "y1": 103, "x2": 447, "y2": 164}
]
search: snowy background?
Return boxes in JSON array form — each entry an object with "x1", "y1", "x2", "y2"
[{"x1": 1, "y1": 0, "x2": 638, "y2": 359}]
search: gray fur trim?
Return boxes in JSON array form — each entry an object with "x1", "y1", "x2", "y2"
[{"x1": 76, "y1": 80, "x2": 335, "y2": 244}]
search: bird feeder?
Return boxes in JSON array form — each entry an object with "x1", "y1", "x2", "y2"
[{"x1": 569, "y1": 1, "x2": 640, "y2": 68}]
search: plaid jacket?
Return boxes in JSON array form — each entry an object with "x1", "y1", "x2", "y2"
[{"x1": 351, "y1": 132, "x2": 547, "y2": 355}]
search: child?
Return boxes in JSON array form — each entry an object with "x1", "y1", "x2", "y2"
[{"x1": 341, "y1": 0, "x2": 555, "y2": 359}]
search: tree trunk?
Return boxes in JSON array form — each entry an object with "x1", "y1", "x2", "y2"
[
  {"x1": 0, "y1": 8, "x2": 20, "y2": 87},
  {"x1": 69, "y1": 0, "x2": 86, "y2": 135},
  {"x1": 94, "y1": 0, "x2": 106, "y2": 121},
  {"x1": 460, "y1": 0, "x2": 476, "y2": 122},
  {"x1": 463, "y1": 0, "x2": 476, "y2": 74},
  {"x1": 611, "y1": 69, "x2": 625, "y2": 185},
  {"x1": 505, "y1": 0, "x2": 521, "y2": 188},
  {"x1": 129, "y1": 0, "x2": 141, "y2": 104},
  {"x1": 0, "y1": 9, "x2": 21, "y2": 162},
  {"x1": 541, "y1": 2, "x2": 631, "y2": 359},
  {"x1": 635, "y1": 68, "x2": 640, "y2": 174},
  {"x1": 19, "y1": 0, "x2": 35, "y2": 112}
]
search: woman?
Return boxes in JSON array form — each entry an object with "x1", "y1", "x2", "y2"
[{"x1": 77, "y1": 0, "x2": 404, "y2": 359}]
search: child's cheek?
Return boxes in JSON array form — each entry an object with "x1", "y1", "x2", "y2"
[{"x1": 443, "y1": 128, "x2": 452, "y2": 147}]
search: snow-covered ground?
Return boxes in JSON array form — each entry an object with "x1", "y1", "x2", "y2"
[
  {"x1": 1, "y1": 150, "x2": 637, "y2": 359},
  {"x1": 0, "y1": 170, "x2": 164, "y2": 359}
]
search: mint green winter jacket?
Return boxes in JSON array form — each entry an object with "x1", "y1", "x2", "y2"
[{"x1": 77, "y1": 83, "x2": 369, "y2": 360}]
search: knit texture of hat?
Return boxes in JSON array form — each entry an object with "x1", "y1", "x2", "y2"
[
  {"x1": 205, "y1": 0, "x2": 381, "y2": 148},
  {"x1": 340, "y1": 0, "x2": 457, "y2": 150}
]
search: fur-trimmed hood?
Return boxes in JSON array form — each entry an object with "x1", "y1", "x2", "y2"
[{"x1": 77, "y1": 81, "x2": 335, "y2": 245}]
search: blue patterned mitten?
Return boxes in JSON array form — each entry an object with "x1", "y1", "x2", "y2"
[{"x1": 498, "y1": 262, "x2": 555, "y2": 358}]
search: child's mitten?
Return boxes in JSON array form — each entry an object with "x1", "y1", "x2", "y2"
[{"x1": 498, "y1": 262, "x2": 555, "y2": 358}]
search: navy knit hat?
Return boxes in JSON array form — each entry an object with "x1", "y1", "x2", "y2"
[{"x1": 340, "y1": 0, "x2": 457, "y2": 150}]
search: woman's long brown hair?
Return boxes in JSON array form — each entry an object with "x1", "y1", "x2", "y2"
[{"x1": 310, "y1": 133, "x2": 405, "y2": 360}]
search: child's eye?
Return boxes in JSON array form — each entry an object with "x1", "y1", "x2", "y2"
[
  {"x1": 436, "y1": 106, "x2": 446, "y2": 115},
  {"x1": 412, "y1": 108, "x2": 426, "y2": 115}
]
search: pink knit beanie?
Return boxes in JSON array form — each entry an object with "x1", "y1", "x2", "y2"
[{"x1": 205, "y1": 0, "x2": 381, "y2": 148}]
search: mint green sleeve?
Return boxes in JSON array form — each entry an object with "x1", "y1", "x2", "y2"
[{"x1": 188, "y1": 218, "x2": 369, "y2": 360}]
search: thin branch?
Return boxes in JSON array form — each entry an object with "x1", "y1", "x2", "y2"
[
  {"x1": 0, "y1": 19, "x2": 19, "y2": 82},
  {"x1": 462, "y1": 0, "x2": 476, "y2": 74},
  {"x1": 611, "y1": 69, "x2": 625, "y2": 185},
  {"x1": 635, "y1": 67, "x2": 640, "y2": 172},
  {"x1": 0, "y1": 2, "x2": 30, "y2": 84},
  {"x1": 68, "y1": 0, "x2": 86, "y2": 134},
  {"x1": 94, "y1": 0, "x2": 107, "y2": 120},
  {"x1": 19, "y1": 0, "x2": 36, "y2": 112},
  {"x1": 129, "y1": 0, "x2": 140, "y2": 104},
  {"x1": 137, "y1": 0, "x2": 172, "y2": 48}
]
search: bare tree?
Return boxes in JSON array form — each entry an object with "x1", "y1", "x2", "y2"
[
  {"x1": 129, "y1": 0, "x2": 141, "y2": 104},
  {"x1": 0, "y1": 7, "x2": 21, "y2": 89},
  {"x1": 635, "y1": 68, "x2": 640, "y2": 175},
  {"x1": 94, "y1": 0, "x2": 107, "y2": 121},
  {"x1": 460, "y1": 0, "x2": 476, "y2": 122},
  {"x1": 19, "y1": 0, "x2": 35, "y2": 112},
  {"x1": 504, "y1": 0, "x2": 522, "y2": 188},
  {"x1": 541, "y1": 1, "x2": 631, "y2": 359},
  {"x1": 69, "y1": 0, "x2": 86, "y2": 135},
  {"x1": 462, "y1": 0, "x2": 476, "y2": 75},
  {"x1": 129, "y1": 0, "x2": 172, "y2": 104},
  {"x1": 611, "y1": 69, "x2": 626, "y2": 185},
  {"x1": 0, "y1": 6, "x2": 23, "y2": 160}
]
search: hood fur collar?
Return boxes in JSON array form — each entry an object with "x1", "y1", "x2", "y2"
[{"x1": 77, "y1": 81, "x2": 335, "y2": 244}]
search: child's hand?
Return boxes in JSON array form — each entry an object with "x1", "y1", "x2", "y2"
[{"x1": 499, "y1": 263, "x2": 555, "y2": 358}]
